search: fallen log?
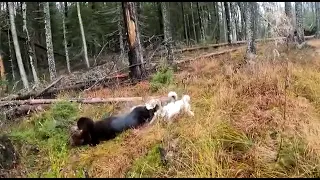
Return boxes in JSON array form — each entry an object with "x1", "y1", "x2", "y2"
[
  {"x1": 0, "y1": 96, "x2": 161, "y2": 107},
  {"x1": 0, "y1": 74, "x2": 129, "y2": 101}
]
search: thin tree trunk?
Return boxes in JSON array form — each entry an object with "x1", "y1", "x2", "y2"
[
  {"x1": 61, "y1": 2, "x2": 71, "y2": 74},
  {"x1": 6, "y1": 3, "x2": 15, "y2": 81},
  {"x1": 238, "y1": 2, "x2": 246, "y2": 40},
  {"x1": 77, "y1": 2, "x2": 90, "y2": 69},
  {"x1": 245, "y1": 2, "x2": 256, "y2": 58},
  {"x1": 212, "y1": 2, "x2": 220, "y2": 43},
  {"x1": 161, "y1": 2, "x2": 174, "y2": 65},
  {"x1": 197, "y1": 2, "x2": 205, "y2": 43},
  {"x1": 316, "y1": 2, "x2": 320, "y2": 38},
  {"x1": 43, "y1": 2, "x2": 57, "y2": 81},
  {"x1": 8, "y1": 2, "x2": 29, "y2": 89},
  {"x1": 157, "y1": 2, "x2": 164, "y2": 41},
  {"x1": 22, "y1": 2, "x2": 39, "y2": 85},
  {"x1": 285, "y1": 2, "x2": 295, "y2": 42},
  {"x1": 118, "y1": 3, "x2": 125, "y2": 61},
  {"x1": 190, "y1": 2, "x2": 197, "y2": 43},
  {"x1": 295, "y1": 2, "x2": 305, "y2": 45},
  {"x1": 122, "y1": 2, "x2": 145, "y2": 80},
  {"x1": 221, "y1": 2, "x2": 227, "y2": 42},
  {"x1": 224, "y1": 2, "x2": 231, "y2": 44},
  {"x1": 230, "y1": 2, "x2": 237, "y2": 43},
  {"x1": 181, "y1": 2, "x2": 189, "y2": 45}
]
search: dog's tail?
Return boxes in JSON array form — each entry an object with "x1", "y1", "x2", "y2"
[
  {"x1": 168, "y1": 91, "x2": 178, "y2": 102},
  {"x1": 182, "y1": 95, "x2": 191, "y2": 104}
]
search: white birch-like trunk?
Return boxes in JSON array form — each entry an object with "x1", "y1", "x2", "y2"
[
  {"x1": 77, "y1": 2, "x2": 90, "y2": 69},
  {"x1": 230, "y1": 2, "x2": 237, "y2": 43},
  {"x1": 43, "y1": 2, "x2": 57, "y2": 81},
  {"x1": 8, "y1": 2, "x2": 29, "y2": 89},
  {"x1": 22, "y1": 2, "x2": 39, "y2": 85},
  {"x1": 60, "y1": 2, "x2": 71, "y2": 73}
]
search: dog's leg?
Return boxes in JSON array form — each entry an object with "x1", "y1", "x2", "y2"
[
  {"x1": 149, "y1": 113, "x2": 158, "y2": 125},
  {"x1": 185, "y1": 104, "x2": 195, "y2": 116}
]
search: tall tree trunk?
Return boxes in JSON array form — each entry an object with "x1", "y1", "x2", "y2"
[
  {"x1": 77, "y1": 2, "x2": 90, "y2": 69},
  {"x1": 118, "y1": 3, "x2": 125, "y2": 61},
  {"x1": 316, "y1": 2, "x2": 320, "y2": 38},
  {"x1": 8, "y1": 2, "x2": 29, "y2": 89},
  {"x1": 122, "y1": 2, "x2": 145, "y2": 80},
  {"x1": 224, "y1": 2, "x2": 231, "y2": 44},
  {"x1": 212, "y1": 2, "x2": 220, "y2": 43},
  {"x1": 295, "y1": 2, "x2": 305, "y2": 45},
  {"x1": 238, "y1": 2, "x2": 246, "y2": 40},
  {"x1": 285, "y1": 2, "x2": 295, "y2": 42},
  {"x1": 43, "y1": 2, "x2": 57, "y2": 81},
  {"x1": 230, "y1": 2, "x2": 237, "y2": 43},
  {"x1": 245, "y1": 2, "x2": 256, "y2": 58},
  {"x1": 197, "y1": 2, "x2": 205, "y2": 43},
  {"x1": 181, "y1": 2, "x2": 189, "y2": 45},
  {"x1": 161, "y1": 2, "x2": 174, "y2": 65},
  {"x1": 22, "y1": 2, "x2": 39, "y2": 85},
  {"x1": 190, "y1": 2, "x2": 197, "y2": 43},
  {"x1": 61, "y1": 2, "x2": 71, "y2": 74},
  {"x1": 157, "y1": 2, "x2": 164, "y2": 41},
  {"x1": 7, "y1": 29, "x2": 15, "y2": 81}
]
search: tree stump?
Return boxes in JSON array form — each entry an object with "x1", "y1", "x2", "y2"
[{"x1": 0, "y1": 135, "x2": 19, "y2": 177}]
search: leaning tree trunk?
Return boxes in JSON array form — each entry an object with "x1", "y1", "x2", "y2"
[
  {"x1": 22, "y1": 2, "x2": 39, "y2": 85},
  {"x1": 316, "y1": 2, "x2": 320, "y2": 38},
  {"x1": 230, "y1": 2, "x2": 237, "y2": 43},
  {"x1": 77, "y1": 2, "x2": 90, "y2": 69},
  {"x1": 190, "y1": 2, "x2": 197, "y2": 43},
  {"x1": 295, "y1": 2, "x2": 305, "y2": 45},
  {"x1": 161, "y1": 2, "x2": 174, "y2": 65},
  {"x1": 224, "y1": 2, "x2": 231, "y2": 44},
  {"x1": 122, "y1": 2, "x2": 145, "y2": 80},
  {"x1": 43, "y1": 2, "x2": 57, "y2": 81},
  {"x1": 60, "y1": 2, "x2": 71, "y2": 74},
  {"x1": 8, "y1": 2, "x2": 29, "y2": 89},
  {"x1": 245, "y1": 2, "x2": 256, "y2": 59}
]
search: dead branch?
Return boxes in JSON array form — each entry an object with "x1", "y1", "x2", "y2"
[{"x1": 0, "y1": 96, "x2": 161, "y2": 107}]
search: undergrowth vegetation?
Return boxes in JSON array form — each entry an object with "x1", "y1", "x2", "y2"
[{"x1": 3, "y1": 41, "x2": 320, "y2": 177}]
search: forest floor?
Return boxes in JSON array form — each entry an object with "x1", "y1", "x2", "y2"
[{"x1": 3, "y1": 39, "x2": 320, "y2": 178}]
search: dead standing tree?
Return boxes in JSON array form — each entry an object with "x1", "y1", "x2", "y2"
[{"x1": 122, "y1": 2, "x2": 145, "y2": 80}]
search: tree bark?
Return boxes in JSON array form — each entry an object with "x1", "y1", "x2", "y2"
[
  {"x1": 157, "y1": 2, "x2": 164, "y2": 41},
  {"x1": 238, "y1": 2, "x2": 246, "y2": 40},
  {"x1": 181, "y1": 2, "x2": 189, "y2": 45},
  {"x1": 245, "y1": 2, "x2": 256, "y2": 58},
  {"x1": 316, "y1": 2, "x2": 320, "y2": 38},
  {"x1": 161, "y1": 2, "x2": 174, "y2": 65},
  {"x1": 77, "y1": 2, "x2": 90, "y2": 69},
  {"x1": 224, "y1": 2, "x2": 232, "y2": 44},
  {"x1": 285, "y1": 2, "x2": 295, "y2": 42},
  {"x1": 8, "y1": 2, "x2": 29, "y2": 89},
  {"x1": 197, "y1": 2, "x2": 205, "y2": 43},
  {"x1": 190, "y1": 2, "x2": 197, "y2": 43},
  {"x1": 212, "y1": 2, "x2": 220, "y2": 43},
  {"x1": 122, "y1": 2, "x2": 145, "y2": 80},
  {"x1": 22, "y1": 2, "x2": 39, "y2": 85},
  {"x1": 43, "y1": 2, "x2": 57, "y2": 81},
  {"x1": 118, "y1": 3, "x2": 125, "y2": 61},
  {"x1": 230, "y1": 2, "x2": 237, "y2": 43},
  {"x1": 61, "y1": 2, "x2": 71, "y2": 74},
  {"x1": 295, "y1": 2, "x2": 305, "y2": 45}
]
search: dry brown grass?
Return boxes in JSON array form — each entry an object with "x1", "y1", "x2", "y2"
[{"x1": 6, "y1": 40, "x2": 320, "y2": 178}]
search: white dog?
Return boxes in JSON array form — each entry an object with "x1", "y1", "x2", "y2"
[
  {"x1": 150, "y1": 92, "x2": 194, "y2": 124},
  {"x1": 130, "y1": 91, "x2": 178, "y2": 112}
]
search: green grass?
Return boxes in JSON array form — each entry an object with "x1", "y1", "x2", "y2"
[{"x1": 8, "y1": 101, "x2": 79, "y2": 178}]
